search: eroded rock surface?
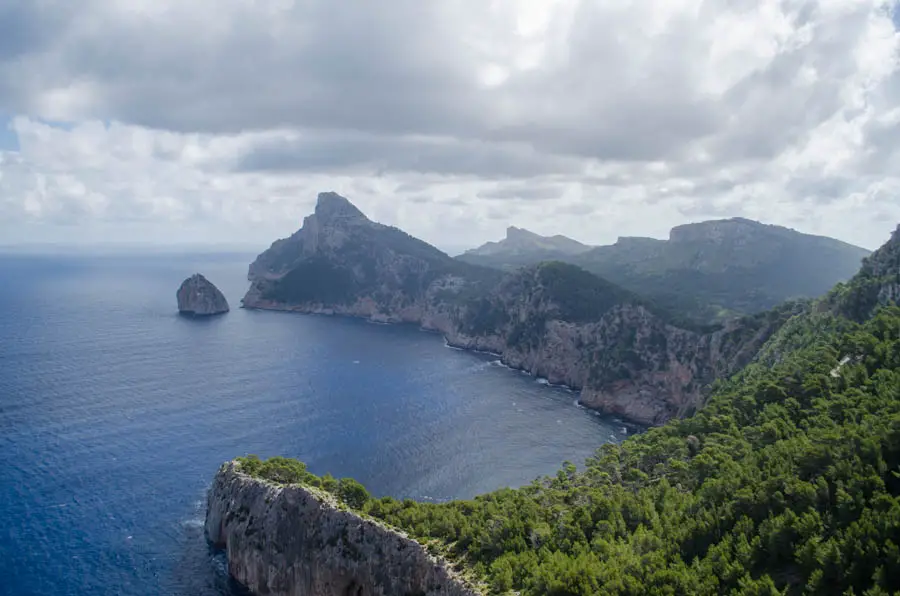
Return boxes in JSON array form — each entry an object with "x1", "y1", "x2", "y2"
[
  {"x1": 177, "y1": 273, "x2": 229, "y2": 316},
  {"x1": 205, "y1": 462, "x2": 479, "y2": 596}
]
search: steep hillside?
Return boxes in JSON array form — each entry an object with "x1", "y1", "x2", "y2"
[
  {"x1": 831, "y1": 224, "x2": 900, "y2": 321},
  {"x1": 243, "y1": 193, "x2": 792, "y2": 424},
  {"x1": 245, "y1": 192, "x2": 496, "y2": 315}
]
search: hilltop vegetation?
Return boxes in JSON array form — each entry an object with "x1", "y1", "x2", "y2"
[{"x1": 237, "y1": 301, "x2": 900, "y2": 595}]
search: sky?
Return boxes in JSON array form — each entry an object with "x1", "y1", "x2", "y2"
[{"x1": 1, "y1": 1, "x2": 900, "y2": 254}]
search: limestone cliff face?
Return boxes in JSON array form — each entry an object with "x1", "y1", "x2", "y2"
[
  {"x1": 206, "y1": 462, "x2": 479, "y2": 596},
  {"x1": 242, "y1": 192, "x2": 792, "y2": 425},
  {"x1": 177, "y1": 273, "x2": 229, "y2": 315}
]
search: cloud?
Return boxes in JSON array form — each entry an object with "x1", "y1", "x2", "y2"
[
  {"x1": 0, "y1": 0, "x2": 898, "y2": 252},
  {"x1": 234, "y1": 130, "x2": 584, "y2": 178}
]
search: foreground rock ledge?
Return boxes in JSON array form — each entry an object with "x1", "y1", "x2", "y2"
[
  {"x1": 205, "y1": 462, "x2": 479, "y2": 596},
  {"x1": 177, "y1": 273, "x2": 229, "y2": 316}
]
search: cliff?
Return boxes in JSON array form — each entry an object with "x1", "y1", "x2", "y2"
[
  {"x1": 177, "y1": 273, "x2": 229, "y2": 315},
  {"x1": 242, "y1": 192, "x2": 793, "y2": 425},
  {"x1": 205, "y1": 461, "x2": 479, "y2": 596}
]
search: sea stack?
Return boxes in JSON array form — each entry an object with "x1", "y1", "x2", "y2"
[{"x1": 176, "y1": 273, "x2": 229, "y2": 316}]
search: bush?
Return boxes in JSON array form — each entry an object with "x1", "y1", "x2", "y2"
[{"x1": 338, "y1": 478, "x2": 370, "y2": 509}]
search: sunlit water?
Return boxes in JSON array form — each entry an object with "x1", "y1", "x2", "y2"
[{"x1": 0, "y1": 252, "x2": 631, "y2": 596}]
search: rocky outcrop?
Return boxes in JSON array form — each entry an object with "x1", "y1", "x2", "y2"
[
  {"x1": 859, "y1": 224, "x2": 900, "y2": 300},
  {"x1": 205, "y1": 462, "x2": 479, "y2": 596},
  {"x1": 177, "y1": 273, "x2": 229, "y2": 316},
  {"x1": 833, "y1": 224, "x2": 900, "y2": 320},
  {"x1": 241, "y1": 192, "x2": 794, "y2": 425}
]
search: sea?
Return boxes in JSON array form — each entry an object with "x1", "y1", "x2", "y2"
[{"x1": 0, "y1": 252, "x2": 631, "y2": 596}]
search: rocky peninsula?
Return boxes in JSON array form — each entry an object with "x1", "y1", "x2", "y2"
[
  {"x1": 177, "y1": 273, "x2": 229, "y2": 316},
  {"x1": 205, "y1": 461, "x2": 479, "y2": 596},
  {"x1": 240, "y1": 192, "x2": 794, "y2": 425}
]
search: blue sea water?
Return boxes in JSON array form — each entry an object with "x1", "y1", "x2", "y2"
[{"x1": 0, "y1": 252, "x2": 629, "y2": 596}]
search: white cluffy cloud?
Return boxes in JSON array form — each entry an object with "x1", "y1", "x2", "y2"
[{"x1": 1, "y1": 0, "x2": 899, "y2": 252}]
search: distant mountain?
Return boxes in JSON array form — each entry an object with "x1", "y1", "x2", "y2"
[
  {"x1": 243, "y1": 193, "x2": 791, "y2": 424},
  {"x1": 458, "y1": 226, "x2": 591, "y2": 269},
  {"x1": 458, "y1": 217, "x2": 870, "y2": 322}
]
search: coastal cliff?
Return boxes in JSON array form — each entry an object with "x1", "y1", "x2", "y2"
[
  {"x1": 242, "y1": 192, "x2": 793, "y2": 425},
  {"x1": 206, "y1": 461, "x2": 479, "y2": 596}
]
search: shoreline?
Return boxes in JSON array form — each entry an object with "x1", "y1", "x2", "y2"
[{"x1": 241, "y1": 300, "x2": 648, "y2": 430}]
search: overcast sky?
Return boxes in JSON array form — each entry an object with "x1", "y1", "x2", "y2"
[{"x1": 1, "y1": 0, "x2": 899, "y2": 253}]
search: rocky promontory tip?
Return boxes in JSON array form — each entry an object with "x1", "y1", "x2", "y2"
[
  {"x1": 206, "y1": 461, "x2": 478, "y2": 596},
  {"x1": 177, "y1": 273, "x2": 229, "y2": 316}
]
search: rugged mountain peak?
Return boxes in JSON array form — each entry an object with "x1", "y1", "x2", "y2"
[
  {"x1": 506, "y1": 226, "x2": 540, "y2": 241},
  {"x1": 314, "y1": 191, "x2": 368, "y2": 224},
  {"x1": 243, "y1": 191, "x2": 485, "y2": 310},
  {"x1": 246, "y1": 192, "x2": 378, "y2": 281}
]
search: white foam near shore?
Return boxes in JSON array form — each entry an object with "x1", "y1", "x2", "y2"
[{"x1": 442, "y1": 338, "x2": 465, "y2": 351}]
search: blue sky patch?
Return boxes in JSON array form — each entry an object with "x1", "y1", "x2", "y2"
[{"x1": 0, "y1": 114, "x2": 19, "y2": 151}]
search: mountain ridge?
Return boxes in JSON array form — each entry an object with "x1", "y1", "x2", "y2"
[
  {"x1": 460, "y1": 226, "x2": 591, "y2": 261},
  {"x1": 459, "y1": 217, "x2": 869, "y2": 322}
]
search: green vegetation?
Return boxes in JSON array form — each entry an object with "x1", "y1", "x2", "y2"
[
  {"x1": 461, "y1": 297, "x2": 510, "y2": 336},
  {"x1": 381, "y1": 307, "x2": 900, "y2": 594},
  {"x1": 235, "y1": 455, "x2": 369, "y2": 509},
  {"x1": 236, "y1": 303, "x2": 900, "y2": 595},
  {"x1": 535, "y1": 262, "x2": 642, "y2": 323},
  {"x1": 263, "y1": 256, "x2": 359, "y2": 304}
]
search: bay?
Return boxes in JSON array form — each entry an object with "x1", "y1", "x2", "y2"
[{"x1": 0, "y1": 252, "x2": 628, "y2": 596}]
